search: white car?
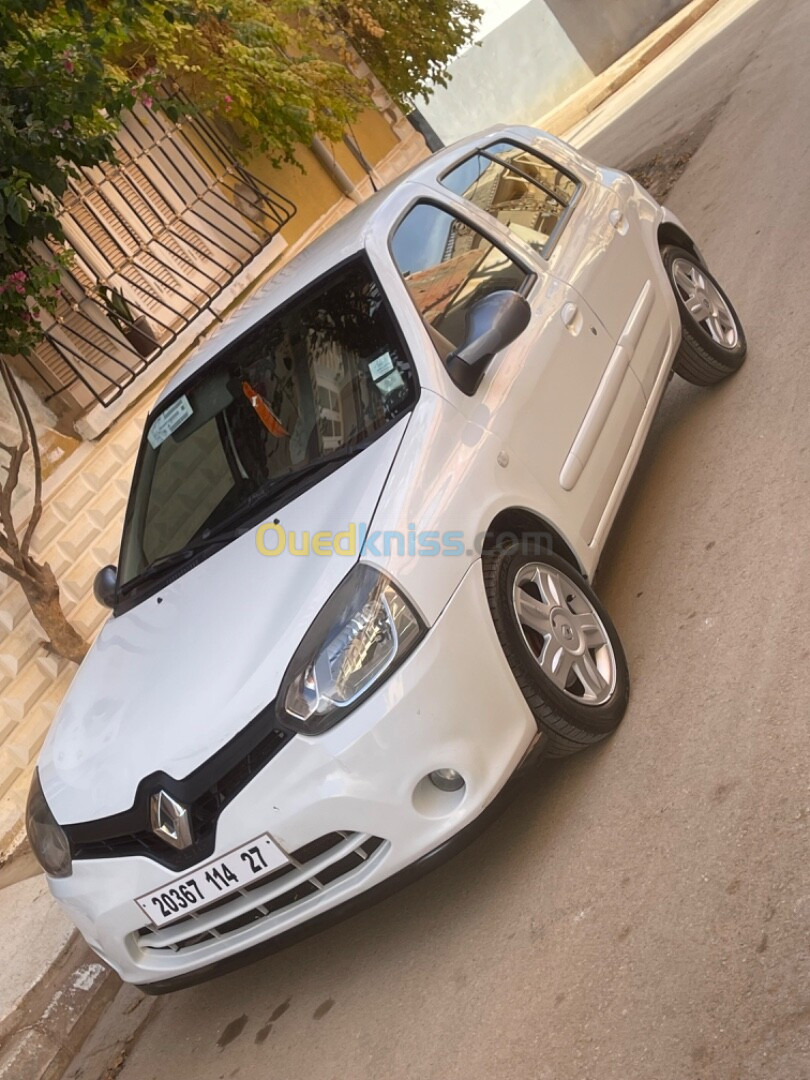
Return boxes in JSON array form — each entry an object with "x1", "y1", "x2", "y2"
[{"x1": 27, "y1": 126, "x2": 746, "y2": 992}]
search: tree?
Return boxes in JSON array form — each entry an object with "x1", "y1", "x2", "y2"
[
  {"x1": 0, "y1": 360, "x2": 89, "y2": 662},
  {"x1": 325, "y1": 0, "x2": 482, "y2": 107},
  {"x1": 2, "y1": 0, "x2": 482, "y2": 357},
  {"x1": 1, "y1": 0, "x2": 480, "y2": 662},
  {"x1": 98, "y1": 0, "x2": 482, "y2": 158},
  {"x1": 0, "y1": 0, "x2": 137, "y2": 661}
]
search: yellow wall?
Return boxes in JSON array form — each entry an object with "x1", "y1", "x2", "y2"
[{"x1": 245, "y1": 107, "x2": 400, "y2": 246}]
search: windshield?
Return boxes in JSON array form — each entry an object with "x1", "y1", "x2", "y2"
[{"x1": 118, "y1": 257, "x2": 416, "y2": 588}]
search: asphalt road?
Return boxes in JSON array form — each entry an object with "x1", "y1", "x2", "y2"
[{"x1": 79, "y1": 1, "x2": 809, "y2": 1076}]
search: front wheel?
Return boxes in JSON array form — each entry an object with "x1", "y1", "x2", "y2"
[
  {"x1": 663, "y1": 245, "x2": 747, "y2": 386},
  {"x1": 483, "y1": 545, "x2": 629, "y2": 757}
]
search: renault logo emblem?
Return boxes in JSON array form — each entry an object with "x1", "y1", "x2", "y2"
[{"x1": 150, "y1": 790, "x2": 193, "y2": 850}]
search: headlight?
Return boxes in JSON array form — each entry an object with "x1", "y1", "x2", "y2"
[
  {"x1": 277, "y1": 563, "x2": 425, "y2": 735},
  {"x1": 26, "y1": 769, "x2": 72, "y2": 878}
]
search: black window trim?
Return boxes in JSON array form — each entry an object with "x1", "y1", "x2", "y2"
[
  {"x1": 113, "y1": 251, "x2": 420, "y2": 613},
  {"x1": 386, "y1": 194, "x2": 539, "y2": 378},
  {"x1": 387, "y1": 193, "x2": 538, "y2": 303},
  {"x1": 437, "y1": 137, "x2": 585, "y2": 261}
]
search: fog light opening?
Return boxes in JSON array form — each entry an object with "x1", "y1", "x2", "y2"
[{"x1": 429, "y1": 768, "x2": 465, "y2": 793}]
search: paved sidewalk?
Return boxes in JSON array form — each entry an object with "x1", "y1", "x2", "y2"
[
  {"x1": 0, "y1": 855, "x2": 119, "y2": 1080},
  {"x1": 536, "y1": 0, "x2": 723, "y2": 135}
]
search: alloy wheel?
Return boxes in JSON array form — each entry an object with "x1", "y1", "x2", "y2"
[
  {"x1": 512, "y1": 562, "x2": 617, "y2": 706},
  {"x1": 671, "y1": 256, "x2": 739, "y2": 349}
]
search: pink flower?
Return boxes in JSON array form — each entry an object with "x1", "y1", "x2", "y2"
[{"x1": 141, "y1": 94, "x2": 154, "y2": 110}]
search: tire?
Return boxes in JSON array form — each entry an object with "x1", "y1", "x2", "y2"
[
  {"x1": 662, "y1": 245, "x2": 747, "y2": 386},
  {"x1": 483, "y1": 544, "x2": 629, "y2": 757}
]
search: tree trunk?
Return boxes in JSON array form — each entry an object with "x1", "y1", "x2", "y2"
[{"x1": 17, "y1": 560, "x2": 89, "y2": 664}]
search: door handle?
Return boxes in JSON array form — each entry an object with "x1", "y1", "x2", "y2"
[
  {"x1": 561, "y1": 302, "x2": 579, "y2": 327},
  {"x1": 609, "y1": 208, "x2": 628, "y2": 234}
]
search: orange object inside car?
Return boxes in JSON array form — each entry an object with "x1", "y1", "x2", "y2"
[{"x1": 242, "y1": 380, "x2": 289, "y2": 437}]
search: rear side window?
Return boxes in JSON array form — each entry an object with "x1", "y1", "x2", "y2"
[
  {"x1": 390, "y1": 202, "x2": 530, "y2": 355},
  {"x1": 441, "y1": 141, "x2": 579, "y2": 257}
]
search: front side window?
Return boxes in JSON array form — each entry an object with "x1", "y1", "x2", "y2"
[
  {"x1": 391, "y1": 203, "x2": 529, "y2": 355},
  {"x1": 119, "y1": 258, "x2": 415, "y2": 588},
  {"x1": 441, "y1": 141, "x2": 579, "y2": 257}
]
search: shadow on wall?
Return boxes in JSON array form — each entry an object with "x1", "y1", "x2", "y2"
[
  {"x1": 545, "y1": 0, "x2": 690, "y2": 73},
  {"x1": 418, "y1": 0, "x2": 592, "y2": 144}
]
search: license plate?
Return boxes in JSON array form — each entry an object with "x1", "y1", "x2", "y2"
[{"x1": 136, "y1": 833, "x2": 288, "y2": 928}]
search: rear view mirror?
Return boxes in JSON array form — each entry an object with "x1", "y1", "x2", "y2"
[
  {"x1": 446, "y1": 290, "x2": 531, "y2": 396},
  {"x1": 93, "y1": 565, "x2": 118, "y2": 609}
]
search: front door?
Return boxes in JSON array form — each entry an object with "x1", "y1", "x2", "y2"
[{"x1": 388, "y1": 198, "x2": 637, "y2": 540}]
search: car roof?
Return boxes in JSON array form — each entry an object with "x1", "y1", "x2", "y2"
[{"x1": 157, "y1": 125, "x2": 519, "y2": 404}]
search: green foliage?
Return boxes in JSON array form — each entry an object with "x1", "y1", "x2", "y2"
[
  {"x1": 1, "y1": 0, "x2": 480, "y2": 358},
  {"x1": 104, "y1": 0, "x2": 363, "y2": 163},
  {"x1": 0, "y1": 0, "x2": 141, "y2": 356},
  {"x1": 326, "y1": 0, "x2": 483, "y2": 107}
]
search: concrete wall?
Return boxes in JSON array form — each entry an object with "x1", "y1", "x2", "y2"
[
  {"x1": 546, "y1": 0, "x2": 689, "y2": 73},
  {"x1": 418, "y1": 0, "x2": 592, "y2": 145},
  {"x1": 417, "y1": 0, "x2": 689, "y2": 144}
]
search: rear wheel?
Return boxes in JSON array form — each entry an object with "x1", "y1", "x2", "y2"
[
  {"x1": 663, "y1": 245, "x2": 747, "y2": 385},
  {"x1": 483, "y1": 545, "x2": 629, "y2": 757}
]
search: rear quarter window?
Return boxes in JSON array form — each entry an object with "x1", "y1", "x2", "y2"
[{"x1": 441, "y1": 141, "x2": 580, "y2": 258}]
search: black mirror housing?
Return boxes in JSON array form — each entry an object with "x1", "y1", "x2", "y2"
[
  {"x1": 93, "y1": 565, "x2": 118, "y2": 609},
  {"x1": 445, "y1": 290, "x2": 531, "y2": 396}
]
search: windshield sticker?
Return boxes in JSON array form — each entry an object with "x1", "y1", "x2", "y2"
[
  {"x1": 375, "y1": 370, "x2": 405, "y2": 396},
  {"x1": 147, "y1": 395, "x2": 193, "y2": 449},
  {"x1": 368, "y1": 351, "x2": 395, "y2": 381}
]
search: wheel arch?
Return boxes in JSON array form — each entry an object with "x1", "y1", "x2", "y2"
[
  {"x1": 482, "y1": 507, "x2": 586, "y2": 578},
  {"x1": 657, "y1": 218, "x2": 707, "y2": 266}
]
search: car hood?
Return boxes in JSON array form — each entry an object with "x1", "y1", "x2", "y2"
[{"x1": 39, "y1": 420, "x2": 408, "y2": 824}]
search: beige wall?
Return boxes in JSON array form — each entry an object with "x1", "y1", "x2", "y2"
[{"x1": 247, "y1": 106, "x2": 401, "y2": 247}]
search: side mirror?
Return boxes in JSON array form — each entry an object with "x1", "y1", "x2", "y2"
[
  {"x1": 445, "y1": 290, "x2": 531, "y2": 396},
  {"x1": 93, "y1": 565, "x2": 118, "y2": 609}
]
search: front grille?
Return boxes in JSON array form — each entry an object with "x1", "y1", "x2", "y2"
[
  {"x1": 63, "y1": 703, "x2": 294, "y2": 872},
  {"x1": 135, "y1": 832, "x2": 387, "y2": 954}
]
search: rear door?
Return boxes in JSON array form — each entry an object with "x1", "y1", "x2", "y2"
[{"x1": 545, "y1": 173, "x2": 672, "y2": 401}]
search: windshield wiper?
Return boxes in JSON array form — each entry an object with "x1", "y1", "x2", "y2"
[
  {"x1": 120, "y1": 533, "x2": 233, "y2": 593},
  {"x1": 203, "y1": 442, "x2": 367, "y2": 541},
  {"x1": 121, "y1": 442, "x2": 368, "y2": 595}
]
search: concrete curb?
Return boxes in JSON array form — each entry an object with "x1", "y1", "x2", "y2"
[
  {"x1": 537, "y1": 0, "x2": 723, "y2": 136},
  {"x1": 0, "y1": 927, "x2": 120, "y2": 1080}
]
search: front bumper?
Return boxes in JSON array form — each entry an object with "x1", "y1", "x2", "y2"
[{"x1": 50, "y1": 562, "x2": 538, "y2": 988}]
